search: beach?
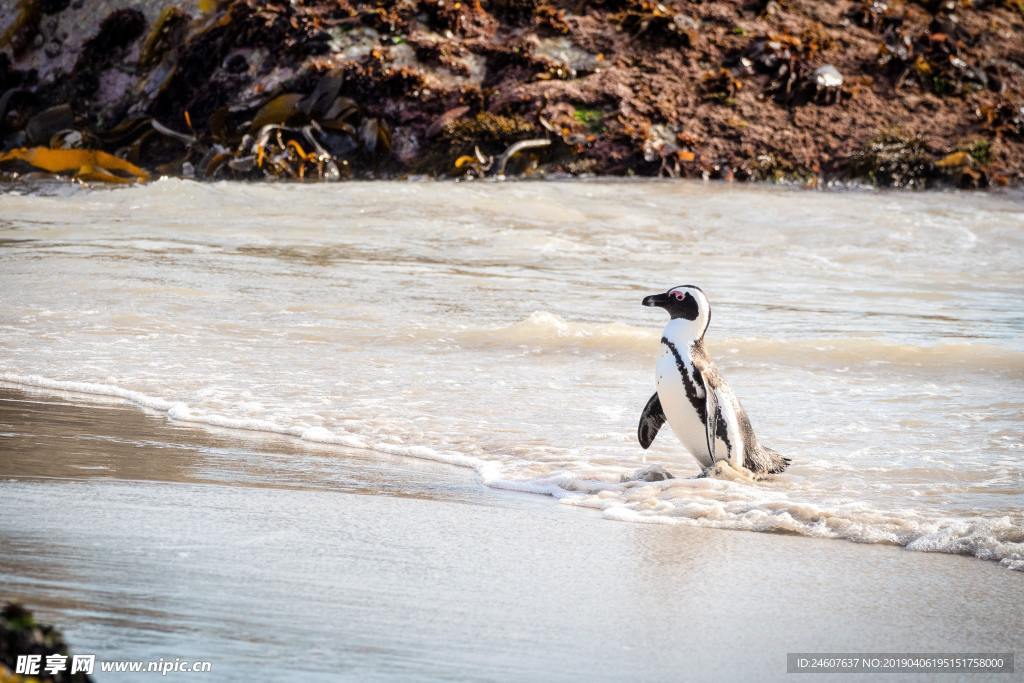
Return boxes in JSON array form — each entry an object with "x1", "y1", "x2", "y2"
[
  {"x1": 2, "y1": 386, "x2": 1022, "y2": 682},
  {"x1": 0, "y1": 179, "x2": 1022, "y2": 680}
]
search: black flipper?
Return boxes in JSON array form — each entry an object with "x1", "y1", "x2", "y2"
[
  {"x1": 704, "y1": 383, "x2": 720, "y2": 463},
  {"x1": 637, "y1": 392, "x2": 666, "y2": 450}
]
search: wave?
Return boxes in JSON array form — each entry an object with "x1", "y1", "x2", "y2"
[
  {"x1": 564, "y1": 477, "x2": 1024, "y2": 572},
  {"x1": 458, "y1": 311, "x2": 658, "y2": 354},
  {"x1": 2, "y1": 371, "x2": 1022, "y2": 571},
  {"x1": 456, "y1": 312, "x2": 1024, "y2": 372},
  {"x1": 0, "y1": 373, "x2": 490, "y2": 473}
]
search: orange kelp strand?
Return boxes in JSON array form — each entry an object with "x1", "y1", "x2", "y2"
[
  {"x1": 287, "y1": 139, "x2": 310, "y2": 161},
  {"x1": 0, "y1": 147, "x2": 150, "y2": 182},
  {"x1": 936, "y1": 151, "x2": 970, "y2": 168},
  {"x1": 76, "y1": 166, "x2": 138, "y2": 184}
]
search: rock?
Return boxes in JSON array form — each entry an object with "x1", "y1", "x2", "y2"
[
  {"x1": 0, "y1": 0, "x2": 1020, "y2": 186},
  {"x1": 814, "y1": 64, "x2": 843, "y2": 89},
  {"x1": 626, "y1": 465, "x2": 676, "y2": 482},
  {"x1": 0, "y1": 602, "x2": 93, "y2": 682}
]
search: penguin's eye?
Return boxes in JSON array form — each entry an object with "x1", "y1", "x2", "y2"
[{"x1": 671, "y1": 291, "x2": 685, "y2": 301}]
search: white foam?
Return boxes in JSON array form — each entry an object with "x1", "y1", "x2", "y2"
[
  {"x1": 1, "y1": 374, "x2": 175, "y2": 411},
  {"x1": 0, "y1": 372, "x2": 487, "y2": 473},
  {"x1": 583, "y1": 488, "x2": 1024, "y2": 570},
  {"x1": 2, "y1": 371, "x2": 1022, "y2": 572}
]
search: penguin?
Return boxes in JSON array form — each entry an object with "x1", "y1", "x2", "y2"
[{"x1": 637, "y1": 285, "x2": 790, "y2": 476}]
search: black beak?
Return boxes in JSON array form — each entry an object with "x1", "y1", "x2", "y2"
[{"x1": 642, "y1": 293, "x2": 669, "y2": 308}]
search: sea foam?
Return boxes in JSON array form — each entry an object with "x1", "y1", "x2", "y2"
[{"x1": 2, "y1": 371, "x2": 1021, "y2": 572}]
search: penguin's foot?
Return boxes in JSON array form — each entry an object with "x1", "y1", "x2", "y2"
[
  {"x1": 698, "y1": 461, "x2": 757, "y2": 482},
  {"x1": 624, "y1": 465, "x2": 675, "y2": 483}
]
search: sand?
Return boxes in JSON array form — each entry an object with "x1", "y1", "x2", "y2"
[{"x1": 1, "y1": 387, "x2": 1021, "y2": 682}]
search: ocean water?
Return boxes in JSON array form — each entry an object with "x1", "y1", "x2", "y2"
[{"x1": 1, "y1": 179, "x2": 1022, "y2": 570}]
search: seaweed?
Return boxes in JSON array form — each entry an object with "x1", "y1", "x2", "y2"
[
  {"x1": 139, "y1": 7, "x2": 190, "y2": 68},
  {"x1": 0, "y1": 147, "x2": 150, "y2": 183},
  {"x1": 743, "y1": 27, "x2": 840, "y2": 105},
  {"x1": 845, "y1": 131, "x2": 935, "y2": 188},
  {"x1": 874, "y1": 16, "x2": 991, "y2": 97}
]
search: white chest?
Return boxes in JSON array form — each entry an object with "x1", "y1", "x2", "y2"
[{"x1": 655, "y1": 343, "x2": 714, "y2": 468}]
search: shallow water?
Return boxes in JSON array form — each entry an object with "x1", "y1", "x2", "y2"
[{"x1": 1, "y1": 179, "x2": 1022, "y2": 570}]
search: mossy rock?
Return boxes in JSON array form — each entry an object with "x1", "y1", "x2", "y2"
[
  {"x1": 441, "y1": 112, "x2": 539, "y2": 155},
  {"x1": 845, "y1": 132, "x2": 936, "y2": 188}
]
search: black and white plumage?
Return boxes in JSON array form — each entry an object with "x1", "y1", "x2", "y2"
[{"x1": 637, "y1": 285, "x2": 790, "y2": 475}]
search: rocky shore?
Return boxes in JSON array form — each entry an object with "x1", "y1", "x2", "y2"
[
  {"x1": 0, "y1": 603, "x2": 92, "y2": 683},
  {"x1": 1, "y1": 0, "x2": 1021, "y2": 187}
]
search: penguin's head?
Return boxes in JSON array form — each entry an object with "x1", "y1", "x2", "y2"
[{"x1": 642, "y1": 285, "x2": 711, "y2": 339}]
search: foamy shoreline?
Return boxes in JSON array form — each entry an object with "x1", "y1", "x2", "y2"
[{"x1": 3, "y1": 375, "x2": 1021, "y2": 572}]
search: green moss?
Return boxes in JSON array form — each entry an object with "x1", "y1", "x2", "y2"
[
  {"x1": 573, "y1": 107, "x2": 604, "y2": 131},
  {"x1": 964, "y1": 139, "x2": 992, "y2": 165},
  {"x1": 930, "y1": 76, "x2": 951, "y2": 96},
  {"x1": 442, "y1": 112, "x2": 538, "y2": 153},
  {"x1": 2, "y1": 605, "x2": 36, "y2": 631}
]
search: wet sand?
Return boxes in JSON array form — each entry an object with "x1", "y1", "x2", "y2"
[{"x1": 1, "y1": 387, "x2": 1021, "y2": 682}]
